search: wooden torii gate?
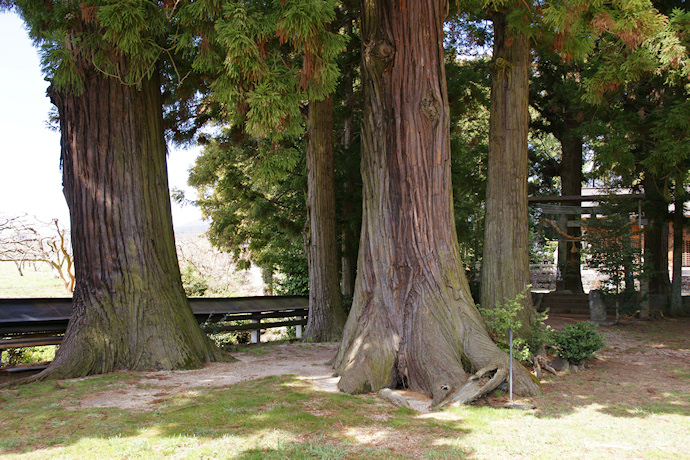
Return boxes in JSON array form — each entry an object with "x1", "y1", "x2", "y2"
[{"x1": 528, "y1": 193, "x2": 645, "y2": 292}]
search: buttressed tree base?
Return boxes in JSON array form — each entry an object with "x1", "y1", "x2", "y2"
[{"x1": 333, "y1": 0, "x2": 540, "y2": 406}]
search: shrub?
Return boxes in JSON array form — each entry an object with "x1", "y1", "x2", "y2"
[
  {"x1": 479, "y1": 286, "x2": 553, "y2": 363},
  {"x1": 553, "y1": 321, "x2": 604, "y2": 365},
  {"x1": 275, "y1": 248, "x2": 309, "y2": 296},
  {"x1": 210, "y1": 330, "x2": 251, "y2": 350},
  {"x1": 2, "y1": 346, "x2": 56, "y2": 366},
  {"x1": 480, "y1": 287, "x2": 537, "y2": 362}
]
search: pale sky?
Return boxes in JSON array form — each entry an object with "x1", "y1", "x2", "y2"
[{"x1": 0, "y1": 11, "x2": 202, "y2": 228}]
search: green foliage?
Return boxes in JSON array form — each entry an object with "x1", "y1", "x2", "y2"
[
  {"x1": 585, "y1": 197, "x2": 643, "y2": 316},
  {"x1": 187, "y1": 127, "x2": 309, "y2": 291},
  {"x1": 543, "y1": 0, "x2": 683, "y2": 97},
  {"x1": 553, "y1": 321, "x2": 604, "y2": 365},
  {"x1": 13, "y1": 0, "x2": 171, "y2": 93},
  {"x1": 275, "y1": 247, "x2": 309, "y2": 296},
  {"x1": 2, "y1": 348, "x2": 26, "y2": 366},
  {"x1": 528, "y1": 309, "x2": 554, "y2": 355},
  {"x1": 479, "y1": 287, "x2": 551, "y2": 362},
  {"x1": 187, "y1": 0, "x2": 346, "y2": 139},
  {"x1": 180, "y1": 265, "x2": 209, "y2": 297},
  {"x1": 446, "y1": 57, "x2": 490, "y2": 266},
  {"x1": 2, "y1": 345, "x2": 56, "y2": 366},
  {"x1": 209, "y1": 330, "x2": 251, "y2": 348}
]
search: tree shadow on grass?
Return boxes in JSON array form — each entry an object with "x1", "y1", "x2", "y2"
[
  {"x1": 532, "y1": 375, "x2": 690, "y2": 419},
  {"x1": 531, "y1": 316, "x2": 690, "y2": 419},
  {"x1": 0, "y1": 373, "x2": 472, "y2": 458}
]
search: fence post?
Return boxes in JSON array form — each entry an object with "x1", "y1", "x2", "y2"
[{"x1": 250, "y1": 318, "x2": 261, "y2": 344}]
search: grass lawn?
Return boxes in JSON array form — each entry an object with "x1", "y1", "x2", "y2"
[
  {"x1": 1, "y1": 263, "x2": 688, "y2": 458},
  {"x1": 0, "y1": 262, "x2": 67, "y2": 298},
  {"x1": 1, "y1": 320, "x2": 688, "y2": 460}
]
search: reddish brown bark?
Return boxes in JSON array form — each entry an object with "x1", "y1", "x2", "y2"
[
  {"x1": 304, "y1": 95, "x2": 347, "y2": 341},
  {"x1": 38, "y1": 65, "x2": 228, "y2": 379},
  {"x1": 334, "y1": 0, "x2": 540, "y2": 405}
]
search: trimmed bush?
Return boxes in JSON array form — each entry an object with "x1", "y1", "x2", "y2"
[{"x1": 553, "y1": 321, "x2": 604, "y2": 365}]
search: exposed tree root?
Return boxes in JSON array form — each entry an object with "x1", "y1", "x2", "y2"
[
  {"x1": 535, "y1": 354, "x2": 559, "y2": 377},
  {"x1": 437, "y1": 368, "x2": 509, "y2": 407}
]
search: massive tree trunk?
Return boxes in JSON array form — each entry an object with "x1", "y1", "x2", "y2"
[
  {"x1": 39, "y1": 66, "x2": 228, "y2": 380},
  {"x1": 480, "y1": 12, "x2": 535, "y2": 339},
  {"x1": 334, "y1": 0, "x2": 540, "y2": 406},
  {"x1": 557, "y1": 135, "x2": 584, "y2": 293},
  {"x1": 304, "y1": 96, "x2": 347, "y2": 341}
]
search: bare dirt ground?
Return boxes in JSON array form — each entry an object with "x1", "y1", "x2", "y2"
[
  {"x1": 75, "y1": 342, "x2": 343, "y2": 411},
  {"x1": 534, "y1": 315, "x2": 690, "y2": 414},
  {"x1": 2, "y1": 316, "x2": 689, "y2": 413}
]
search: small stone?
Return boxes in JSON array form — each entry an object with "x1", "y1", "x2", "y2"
[{"x1": 589, "y1": 290, "x2": 607, "y2": 323}]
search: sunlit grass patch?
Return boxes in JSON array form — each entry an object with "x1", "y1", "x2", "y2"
[
  {"x1": 1, "y1": 359, "x2": 689, "y2": 459},
  {"x1": 0, "y1": 261, "x2": 66, "y2": 298},
  {"x1": 0, "y1": 372, "x2": 475, "y2": 458},
  {"x1": 672, "y1": 369, "x2": 690, "y2": 380}
]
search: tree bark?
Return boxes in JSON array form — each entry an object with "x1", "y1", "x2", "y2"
[
  {"x1": 334, "y1": 0, "x2": 540, "y2": 406},
  {"x1": 340, "y1": 70, "x2": 358, "y2": 299},
  {"x1": 643, "y1": 174, "x2": 671, "y2": 298},
  {"x1": 39, "y1": 66, "x2": 228, "y2": 380},
  {"x1": 480, "y1": 12, "x2": 535, "y2": 339},
  {"x1": 557, "y1": 135, "x2": 584, "y2": 293},
  {"x1": 341, "y1": 190, "x2": 357, "y2": 299},
  {"x1": 304, "y1": 96, "x2": 347, "y2": 341}
]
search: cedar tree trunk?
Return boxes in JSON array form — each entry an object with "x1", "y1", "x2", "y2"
[
  {"x1": 340, "y1": 72, "x2": 358, "y2": 299},
  {"x1": 480, "y1": 13, "x2": 535, "y2": 339},
  {"x1": 557, "y1": 135, "x2": 584, "y2": 293},
  {"x1": 304, "y1": 96, "x2": 347, "y2": 341},
  {"x1": 39, "y1": 67, "x2": 228, "y2": 379},
  {"x1": 643, "y1": 175, "x2": 671, "y2": 298},
  {"x1": 334, "y1": 0, "x2": 540, "y2": 406}
]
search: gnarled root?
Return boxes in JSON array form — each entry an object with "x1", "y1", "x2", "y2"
[
  {"x1": 437, "y1": 368, "x2": 508, "y2": 407},
  {"x1": 536, "y1": 354, "x2": 559, "y2": 376}
]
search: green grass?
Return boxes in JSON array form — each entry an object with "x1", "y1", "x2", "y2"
[
  {"x1": 0, "y1": 261, "x2": 67, "y2": 298},
  {"x1": 0, "y1": 374, "x2": 469, "y2": 459},
  {"x1": 0, "y1": 370, "x2": 688, "y2": 459},
  {"x1": 672, "y1": 369, "x2": 690, "y2": 380}
]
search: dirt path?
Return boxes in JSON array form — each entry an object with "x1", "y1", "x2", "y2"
[
  {"x1": 2, "y1": 316, "x2": 688, "y2": 413},
  {"x1": 72, "y1": 342, "x2": 342, "y2": 411}
]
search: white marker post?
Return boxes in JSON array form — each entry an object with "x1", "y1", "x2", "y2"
[{"x1": 509, "y1": 327, "x2": 514, "y2": 403}]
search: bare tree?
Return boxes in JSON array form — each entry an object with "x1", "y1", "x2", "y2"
[
  {"x1": 175, "y1": 234, "x2": 264, "y2": 296},
  {"x1": 0, "y1": 214, "x2": 75, "y2": 292}
]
